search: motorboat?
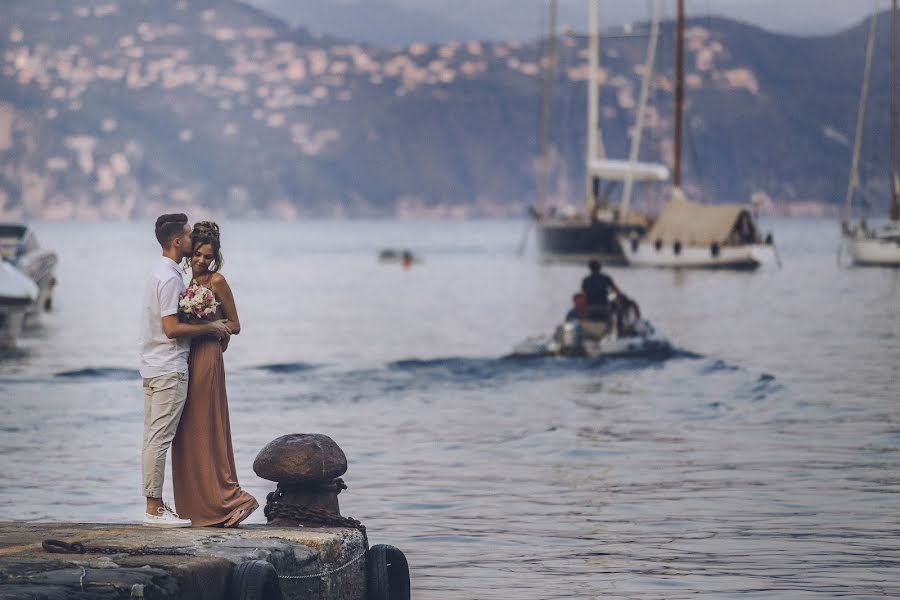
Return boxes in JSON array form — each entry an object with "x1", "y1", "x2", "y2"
[
  {"x1": 512, "y1": 314, "x2": 670, "y2": 359},
  {"x1": 0, "y1": 259, "x2": 38, "y2": 348},
  {"x1": 512, "y1": 297, "x2": 671, "y2": 359},
  {"x1": 378, "y1": 248, "x2": 421, "y2": 267},
  {"x1": 0, "y1": 223, "x2": 58, "y2": 316}
]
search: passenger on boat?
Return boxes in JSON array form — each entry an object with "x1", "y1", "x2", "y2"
[
  {"x1": 401, "y1": 249, "x2": 413, "y2": 269},
  {"x1": 612, "y1": 294, "x2": 645, "y2": 337},
  {"x1": 581, "y1": 260, "x2": 620, "y2": 321},
  {"x1": 565, "y1": 292, "x2": 589, "y2": 321}
]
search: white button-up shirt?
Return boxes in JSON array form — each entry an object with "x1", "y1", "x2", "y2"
[{"x1": 139, "y1": 257, "x2": 190, "y2": 379}]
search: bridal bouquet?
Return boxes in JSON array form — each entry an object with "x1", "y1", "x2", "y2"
[{"x1": 178, "y1": 284, "x2": 220, "y2": 322}]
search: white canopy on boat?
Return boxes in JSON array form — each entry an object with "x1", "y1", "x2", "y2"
[
  {"x1": 588, "y1": 159, "x2": 670, "y2": 183},
  {"x1": 645, "y1": 188, "x2": 755, "y2": 246}
]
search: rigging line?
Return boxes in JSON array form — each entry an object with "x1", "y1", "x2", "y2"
[
  {"x1": 548, "y1": 23, "x2": 571, "y2": 203},
  {"x1": 534, "y1": 0, "x2": 546, "y2": 210},
  {"x1": 537, "y1": 0, "x2": 557, "y2": 214},
  {"x1": 891, "y1": 0, "x2": 899, "y2": 220},
  {"x1": 673, "y1": 0, "x2": 685, "y2": 188},
  {"x1": 682, "y1": 4, "x2": 719, "y2": 205},
  {"x1": 559, "y1": 23, "x2": 573, "y2": 202},
  {"x1": 621, "y1": 0, "x2": 662, "y2": 217},
  {"x1": 685, "y1": 113, "x2": 704, "y2": 201},
  {"x1": 845, "y1": 3, "x2": 878, "y2": 219},
  {"x1": 679, "y1": 0, "x2": 709, "y2": 201},
  {"x1": 651, "y1": 0, "x2": 671, "y2": 172},
  {"x1": 857, "y1": 185, "x2": 874, "y2": 215},
  {"x1": 585, "y1": 0, "x2": 601, "y2": 213},
  {"x1": 593, "y1": 0, "x2": 606, "y2": 161}
]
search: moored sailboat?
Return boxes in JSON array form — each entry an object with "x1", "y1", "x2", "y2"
[
  {"x1": 841, "y1": 1, "x2": 900, "y2": 267},
  {"x1": 533, "y1": 0, "x2": 668, "y2": 263},
  {"x1": 621, "y1": 188, "x2": 770, "y2": 269},
  {"x1": 619, "y1": 0, "x2": 775, "y2": 269}
]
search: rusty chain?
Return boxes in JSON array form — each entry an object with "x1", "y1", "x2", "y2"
[{"x1": 263, "y1": 481, "x2": 368, "y2": 547}]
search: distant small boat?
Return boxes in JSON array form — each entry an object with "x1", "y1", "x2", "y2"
[
  {"x1": 841, "y1": 3, "x2": 900, "y2": 267},
  {"x1": 378, "y1": 248, "x2": 421, "y2": 266},
  {"x1": 0, "y1": 223, "x2": 58, "y2": 314},
  {"x1": 0, "y1": 260, "x2": 38, "y2": 348}
]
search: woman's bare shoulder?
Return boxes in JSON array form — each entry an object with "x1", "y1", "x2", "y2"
[{"x1": 209, "y1": 272, "x2": 229, "y2": 287}]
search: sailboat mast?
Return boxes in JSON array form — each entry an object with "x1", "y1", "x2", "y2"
[
  {"x1": 620, "y1": 0, "x2": 662, "y2": 219},
  {"x1": 537, "y1": 0, "x2": 557, "y2": 215},
  {"x1": 891, "y1": 0, "x2": 899, "y2": 220},
  {"x1": 673, "y1": 0, "x2": 685, "y2": 188},
  {"x1": 845, "y1": 9, "x2": 877, "y2": 219},
  {"x1": 585, "y1": 0, "x2": 600, "y2": 214}
]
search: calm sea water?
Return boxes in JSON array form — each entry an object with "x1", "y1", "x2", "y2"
[{"x1": 1, "y1": 219, "x2": 898, "y2": 598}]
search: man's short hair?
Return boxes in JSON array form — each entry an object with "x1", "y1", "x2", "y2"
[
  {"x1": 155, "y1": 213, "x2": 188, "y2": 248},
  {"x1": 588, "y1": 259, "x2": 601, "y2": 272}
]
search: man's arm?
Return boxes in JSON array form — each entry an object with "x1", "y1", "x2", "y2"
[
  {"x1": 157, "y1": 277, "x2": 230, "y2": 341},
  {"x1": 161, "y1": 315, "x2": 231, "y2": 340},
  {"x1": 607, "y1": 275, "x2": 621, "y2": 296}
]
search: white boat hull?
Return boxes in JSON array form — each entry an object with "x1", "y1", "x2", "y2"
[
  {"x1": 0, "y1": 304, "x2": 28, "y2": 348},
  {"x1": 579, "y1": 331, "x2": 671, "y2": 358},
  {"x1": 844, "y1": 224, "x2": 900, "y2": 266},
  {"x1": 0, "y1": 261, "x2": 38, "y2": 348},
  {"x1": 512, "y1": 319, "x2": 671, "y2": 359},
  {"x1": 619, "y1": 237, "x2": 773, "y2": 269},
  {"x1": 848, "y1": 238, "x2": 900, "y2": 265},
  {"x1": 0, "y1": 224, "x2": 58, "y2": 317}
]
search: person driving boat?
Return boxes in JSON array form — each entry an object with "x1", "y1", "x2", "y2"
[{"x1": 581, "y1": 259, "x2": 620, "y2": 322}]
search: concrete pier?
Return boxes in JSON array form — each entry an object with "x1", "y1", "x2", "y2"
[{"x1": 0, "y1": 522, "x2": 367, "y2": 599}]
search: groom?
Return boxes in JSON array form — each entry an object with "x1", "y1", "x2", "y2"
[{"x1": 139, "y1": 213, "x2": 231, "y2": 527}]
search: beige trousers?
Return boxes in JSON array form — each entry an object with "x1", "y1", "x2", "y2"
[{"x1": 141, "y1": 371, "x2": 189, "y2": 498}]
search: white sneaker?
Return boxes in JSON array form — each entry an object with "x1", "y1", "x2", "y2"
[{"x1": 142, "y1": 503, "x2": 192, "y2": 528}]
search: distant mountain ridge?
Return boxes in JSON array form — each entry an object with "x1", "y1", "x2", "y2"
[
  {"x1": 252, "y1": 0, "x2": 480, "y2": 46},
  {"x1": 0, "y1": 0, "x2": 893, "y2": 219},
  {"x1": 248, "y1": 0, "x2": 875, "y2": 44},
  {"x1": 250, "y1": 0, "x2": 587, "y2": 46}
]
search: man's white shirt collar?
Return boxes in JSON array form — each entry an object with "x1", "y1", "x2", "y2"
[{"x1": 161, "y1": 256, "x2": 182, "y2": 274}]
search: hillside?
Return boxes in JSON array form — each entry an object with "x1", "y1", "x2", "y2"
[
  {"x1": 250, "y1": 0, "x2": 480, "y2": 46},
  {"x1": 0, "y1": 0, "x2": 892, "y2": 219}
]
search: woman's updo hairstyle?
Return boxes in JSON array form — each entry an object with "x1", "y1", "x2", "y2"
[{"x1": 191, "y1": 221, "x2": 223, "y2": 272}]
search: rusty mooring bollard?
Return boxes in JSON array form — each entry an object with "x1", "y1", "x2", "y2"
[{"x1": 254, "y1": 433, "x2": 351, "y2": 527}]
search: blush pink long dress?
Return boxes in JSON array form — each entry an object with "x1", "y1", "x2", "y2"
[{"x1": 171, "y1": 304, "x2": 257, "y2": 527}]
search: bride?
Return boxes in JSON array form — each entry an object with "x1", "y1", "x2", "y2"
[{"x1": 171, "y1": 221, "x2": 258, "y2": 527}]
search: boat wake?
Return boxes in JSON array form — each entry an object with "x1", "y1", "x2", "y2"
[
  {"x1": 1, "y1": 348, "x2": 782, "y2": 406},
  {"x1": 55, "y1": 367, "x2": 140, "y2": 379},
  {"x1": 255, "y1": 362, "x2": 320, "y2": 374}
]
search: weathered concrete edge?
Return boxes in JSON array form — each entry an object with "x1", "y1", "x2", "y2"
[{"x1": 0, "y1": 522, "x2": 366, "y2": 600}]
